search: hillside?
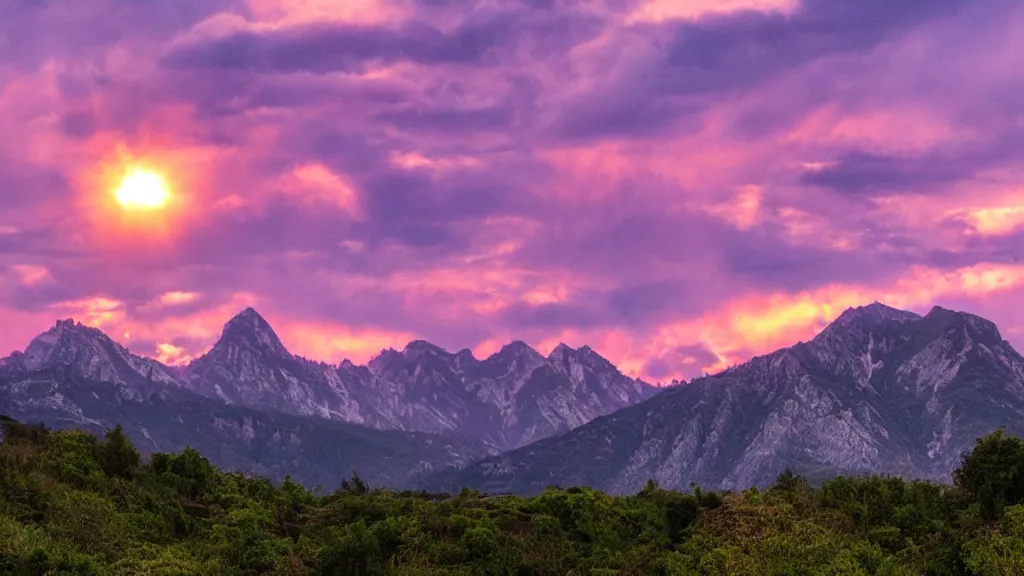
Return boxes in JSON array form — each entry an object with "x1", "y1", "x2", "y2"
[{"x1": 0, "y1": 417, "x2": 1022, "y2": 575}]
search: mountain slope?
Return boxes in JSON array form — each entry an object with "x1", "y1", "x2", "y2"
[
  {"x1": 422, "y1": 303, "x2": 1024, "y2": 495},
  {"x1": 176, "y1": 308, "x2": 658, "y2": 450},
  {"x1": 0, "y1": 310, "x2": 659, "y2": 461},
  {"x1": 0, "y1": 362, "x2": 487, "y2": 488},
  {"x1": 6, "y1": 319, "x2": 185, "y2": 398}
]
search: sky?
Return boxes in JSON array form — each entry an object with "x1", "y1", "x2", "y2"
[{"x1": 0, "y1": 0, "x2": 1022, "y2": 382}]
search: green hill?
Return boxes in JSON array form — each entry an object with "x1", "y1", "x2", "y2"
[{"x1": 1, "y1": 416, "x2": 1023, "y2": 575}]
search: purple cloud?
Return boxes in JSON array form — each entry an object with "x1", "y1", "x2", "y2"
[{"x1": 1, "y1": 0, "x2": 1023, "y2": 381}]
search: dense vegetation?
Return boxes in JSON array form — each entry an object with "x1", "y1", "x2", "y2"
[{"x1": 1, "y1": 416, "x2": 1024, "y2": 575}]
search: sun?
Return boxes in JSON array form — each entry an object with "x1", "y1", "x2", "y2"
[{"x1": 114, "y1": 168, "x2": 171, "y2": 209}]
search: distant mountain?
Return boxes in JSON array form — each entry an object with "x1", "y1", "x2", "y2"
[
  {"x1": 176, "y1": 307, "x2": 657, "y2": 450},
  {"x1": 10, "y1": 319, "x2": 185, "y2": 398},
  {"x1": 0, "y1": 308, "x2": 658, "y2": 464},
  {"x1": 0, "y1": 363, "x2": 487, "y2": 488},
  {"x1": 421, "y1": 303, "x2": 1024, "y2": 495}
]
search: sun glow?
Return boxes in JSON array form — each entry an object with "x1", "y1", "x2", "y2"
[{"x1": 114, "y1": 168, "x2": 171, "y2": 209}]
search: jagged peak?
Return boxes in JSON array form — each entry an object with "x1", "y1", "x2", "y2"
[
  {"x1": 921, "y1": 306, "x2": 1003, "y2": 341},
  {"x1": 29, "y1": 317, "x2": 110, "y2": 345},
  {"x1": 503, "y1": 339, "x2": 532, "y2": 351},
  {"x1": 366, "y1": 347, "x2": 403, "y2": 375},
  {"x1": 836, "y1": 302, "x2": 919, "y2": 324},
  {"x1": 227, "y1": 306, "x2": 269, "y2": 326},
  {"x1": 546, "y1": 342, "x2": 601, "y2": 359},
  {"x1": 548, "y1": 342, "x2": 575, "y2": 358},
  {"x1": 545, "y1": 342, "x2": 620, "y2": 373},
  {"x1": 813, "y1": 301, "x2": 920, "y2": 343},
  {"x1": 19, "y1": 318, "x2": 120, "y2": 372},
  {"x1": 215, "y1": 307, "x2": 288, "y2": 356},
  {"x1": 576, "y1": 344, "x2": 609, "y2": 364},
  {"x1": 495, "y1": 340, "x2": 541, "y2": 358},
  {"x1": 924, "y1": 305, "x2": 967, "y2": 320},
  {"x1": 403, "y1": 340, "x2": 449, "y2": 355}
]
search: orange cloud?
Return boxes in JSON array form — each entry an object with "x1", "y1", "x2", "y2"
[
  {"x1": 279, "y1": 322, "x2": 415, "y2": 364},
  {"x1": 957, "y1": 204, "x2": 1024, "y2": 236},
  {"x1": 155, "y1": 342, "x2": 194, "y2": 365},
  {"x1": 49, "y1": 297, "x2": 127, "y2": 328},
  {"x1": 471, "y1": 338, "x2": 503, "y2": 360},
  {"x1": 159, "y1": 291, "x2": 202, "y2": 306},
  {"x1": 127, "y1": 292, "x2": 263, "y2": 344},
  {"x1": 527, "y1": 262, "x2": 1024, "y2": 381}
]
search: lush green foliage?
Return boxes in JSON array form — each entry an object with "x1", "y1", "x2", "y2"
[{"x1": 1, "y1": 417, "x2": 1023, "y2": 575}]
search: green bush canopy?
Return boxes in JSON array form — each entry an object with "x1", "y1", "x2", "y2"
[{"x1": 1, "y1": 416, "x2": 1023, "y2": 575}]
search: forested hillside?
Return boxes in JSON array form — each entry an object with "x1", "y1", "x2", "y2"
[{"x1": 1, "y1": 415, "x2": 1023, "y2": 575}]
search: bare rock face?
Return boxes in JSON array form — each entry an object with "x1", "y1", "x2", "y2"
[
  {"x1": 0, "y1": 307, "x2": 658, "y2": 484},
  {"x1": 424, "y1": 303, "x2": 1024, "y2": 495},
  {"x1": 177, "y1": 310, "x2": 657, "y2": 452},
  {"x1": 0, "y1": 314, "x2": 490, "y2": 488}
]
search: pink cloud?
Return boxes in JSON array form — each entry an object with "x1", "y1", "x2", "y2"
[{"x1": 0, "y1": 0, "x2": 1022, "y2": 386}]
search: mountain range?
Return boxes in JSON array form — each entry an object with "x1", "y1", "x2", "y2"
[
  {"x1": 2, "y1": 302, "x2": 1022, "y2": 494},
  {"x1": 423, "y1": 303, "x2": 1024, "y2": 494},
  {"x1": 0, "y1": 307, "x2": 656, "y2": 486}
]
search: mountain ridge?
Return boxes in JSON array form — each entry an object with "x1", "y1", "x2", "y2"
[
  {"x1": 1, "y1": 307, "x2": 659, "y2": 452},
  {"x1": 420, "y1": 303, "x2": 1024, "y2": 495},
  {"x1": 0, "y1": 362, "x2": 488, "y2": 488}
]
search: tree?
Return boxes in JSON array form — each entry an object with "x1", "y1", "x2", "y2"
[
  {"x1": 953, "y1": 429, "x2": 1024, "y2": 520},
  {"x1": 341, "y1": 471, "x2": 368, "y2": 495},
  {"x1": 98, "y1": 424, "x2": 140, "y2": 479}
]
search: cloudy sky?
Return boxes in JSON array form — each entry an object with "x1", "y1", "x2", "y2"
[{"x1": 1, "y1": 0, "x2": 1022, "y2": 381}]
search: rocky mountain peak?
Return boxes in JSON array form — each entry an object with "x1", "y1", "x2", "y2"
[
  {"x1": 454, "y1": 348, "x2": 476, "y2": 368},
  {"x1": 812, "y1": 302, "x2": 921, "y2": 347},
  {"x1": 4, "y1": 310, "x2": 671, "y2": 454},
  {"x1": 546, "y1": 342, "x2": 618, "y2": 375},
  {"x1": 829, "y1": 301, "x2": 919, "y2": 329},
  {"x1": 21, "y1": 318, "x2": 111, "y2": 371},
  {"x1": 9, "y1": 317, "x2": 183, "y2": 393},
  {"x1": 215, "y1": 307, "x2": 289, "y2": 357},
  {"x1": 576, "y1": 345, "x2": 616, "y2": 369},
  {"x1": 920, "y1": 306, "x2": 1004, "y2": 343},
  {"x1": 402, "y1": 340, "x2": 450, "y2": 358},
  {"x1": 429, "y1": 304, "x2": 1024, "y2": 496},
  {"x1": 493, "y1": 340, "x2": 542, "y2": 362},
  {"x1": 547, "y1": 342, "x2": 574, "y2": 359},
  {"x1": 367, "y1": 348, "x2": 403, "y2": 376}
]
